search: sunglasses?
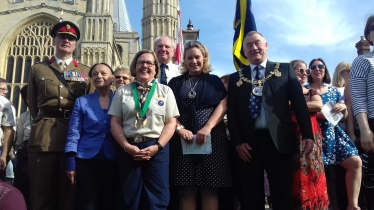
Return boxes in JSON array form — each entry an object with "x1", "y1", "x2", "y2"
[
  {"x1": 295, "y1": 68, "x2": 311, "y2": 75},
  {"x1": 369, "y1": 25, "x2": 374, "y2": 31},
  {"x1": 115, "y1": 76, "x2": 129, "y2": 80},
  {"x1": 310, "y1": 64, "x2": 325, "y2": 70}
]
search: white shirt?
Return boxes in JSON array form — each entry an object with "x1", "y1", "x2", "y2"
[
  {"x1": 0, "y1": 96, "x2": 16, "y2": 144},
  {"x1": 249, "y1": 59, "x2": 268, "y2": 130},
  {"x1": 108, "y1": 83, "x2": 180, "y2": 138},
  {"x1": 54, "y1": 56, "x2": 73, "y2": 66},
  {"x1": 157, "y1": 62, "x2": 180, "y2": 84}
]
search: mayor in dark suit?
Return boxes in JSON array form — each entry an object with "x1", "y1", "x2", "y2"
[{"x1": 227, "y1": 31, "x2": 314, "y2": 210}]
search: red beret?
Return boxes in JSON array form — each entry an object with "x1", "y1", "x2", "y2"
[{"x1": 51, "y1": 21, "x2": 80, "y2": 40}]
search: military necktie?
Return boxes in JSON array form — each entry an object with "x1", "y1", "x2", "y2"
[
  {"x1": 59, "y1": 61, "x2": 67, "y2": 71},
  {"x1": 159, "y1": 64, "x2": 167, "y2": 85},
  {"x1": 250, "y1": 65, "x2": 264, "y2": 119}
]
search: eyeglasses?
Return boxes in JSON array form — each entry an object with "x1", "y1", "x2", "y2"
[
  {"x1": 115, "y1": 76, "x2": 129, "y2": 80},
  {"x1": 310, "y1": 64, "x2": 325, "y2": 70},
  {"x1": 369, "y1": 25, "x2": 374, "y2": 31},
  {"x1": 136, "y1": 61, "x2": 155, "y2": 66},
  {"x1": 0, "y1": 88, "x2": 9, "y2": 93},
  {"x1": 295, "y1": 69, "x2": 311, "y2": 75}
]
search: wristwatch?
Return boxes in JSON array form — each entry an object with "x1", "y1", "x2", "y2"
[
  {"x1": 176, "y1": 125, "x2": 185, "y2": 132},
  {"x1": 155, "y1": 142, "x2": 163, "y2": 152}
]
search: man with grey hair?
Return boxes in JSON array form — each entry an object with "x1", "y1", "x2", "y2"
[
  {"x1": 227, "y1": 31, "x2": 314, "y2": 209},
  {"x1": 154, "y1": 36, "x2": 180, "y2": 85},
  {"x1": 154, "y1": 36, "x2": 180, "y2": 210}
]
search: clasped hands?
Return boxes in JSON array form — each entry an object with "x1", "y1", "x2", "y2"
[
  {"x1": 237, "y1": 139, "x2": 314, "y2": 162},
  {"x1": 126, "y1": 144, "x2": 158, "y2": 161},
  {"x1": 177, "y1": 126, "x2": 211, "y2": 145}
]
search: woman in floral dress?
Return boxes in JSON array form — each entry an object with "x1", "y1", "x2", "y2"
[{"x1": 307, "y1": 58, "x2": 362, "y2": 210}]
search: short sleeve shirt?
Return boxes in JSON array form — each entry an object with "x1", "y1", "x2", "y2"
[
  {"x1": 0, "y1": 96, "x2": 15, "y2": 140},
  {"x1": 108, "y1": 82, "x2": 179, "y2": 138}
]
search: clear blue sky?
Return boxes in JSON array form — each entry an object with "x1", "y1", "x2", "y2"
[{"x1": 126, "y1": 0, "x2": 373, "y2": 77}]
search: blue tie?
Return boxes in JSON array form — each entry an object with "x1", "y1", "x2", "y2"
[
  {"x1": 250, "y1": 66, "x2": 264, "y2": 119},
  {"x1": 160, "y1": 64, "x2": 167, "y2": 85}
]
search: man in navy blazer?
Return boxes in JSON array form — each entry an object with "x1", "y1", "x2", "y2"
[{"x1": 227, "y1": 31, "x2": 314, "y2": 209}]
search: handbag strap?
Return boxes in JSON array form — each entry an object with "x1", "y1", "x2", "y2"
[{"x1": 50, "y1": 66, "x2": 77, "y2": 99}]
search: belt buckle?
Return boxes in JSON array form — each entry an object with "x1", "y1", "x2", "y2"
[
  {"x1": 63, "y1": 110, "x2": 70, "y2": 119},
  {"x1": 133, "y1": 137, "x2": 142, "y2": 143}
]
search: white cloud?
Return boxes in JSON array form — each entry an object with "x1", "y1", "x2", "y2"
[{"x1": 254, "y1": 0, "x2": 355, "y2": 47}]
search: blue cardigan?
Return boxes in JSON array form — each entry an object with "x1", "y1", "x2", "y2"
[{"x1": 65, "y1": 91, "x2": 117, "y2": 161}]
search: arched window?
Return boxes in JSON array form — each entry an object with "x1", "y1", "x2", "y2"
[
  {"x1": 6, "y1": 20, "x2": 55, "y2": 117},
  {"x1": 117, "y1": 44, "x2": 123, "y2": 58}
]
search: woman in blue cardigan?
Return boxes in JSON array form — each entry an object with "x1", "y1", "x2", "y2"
[{"x1": 65, "y1": 63, "x2": 118, "y2": 210}]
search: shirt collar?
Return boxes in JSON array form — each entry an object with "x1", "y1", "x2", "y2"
[
  {"x1": 249, "y1": 59, "x2": 268, "y2": 71},
  {"x1": 54, "y1": 56, "x2": 73, "y2": 66},
  {"x1": 160, "y1": 61, "x2": 174, "y2": 70}
]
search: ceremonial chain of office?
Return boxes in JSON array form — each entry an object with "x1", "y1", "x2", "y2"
[{"x1": 236, "y1": 62, "x2": 281, "y2": 88}]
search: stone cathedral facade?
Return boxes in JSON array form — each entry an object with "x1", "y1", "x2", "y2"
[
  {"x1": 0, "y1": 0, "x2": 139, "y2": 116},
  {"x1": 142, "y1": 0, "x2": 179, "y2": 50},
  {"x1": 0, "y1": 0, "x2": 180, "y2": 116}
]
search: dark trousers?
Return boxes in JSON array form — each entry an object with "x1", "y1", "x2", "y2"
[
  {"x1": 117, "y1": 140, "x2": 169, "y2": 210},
  {"x1": 29, "y1": 152, "x2": 76, "y2": 210},
  {"x1": 235, "y1": 130, "x2": 295, "y2": 210},
  {"x1": 357, "y1": 118, "x2": 374, "y2": 209},
  {"x1": 75, "y1": 157, "x2": 118, "y2": 210},
  {"x1": 14, "y1": 143, "x2": 30, "y2": 209}
]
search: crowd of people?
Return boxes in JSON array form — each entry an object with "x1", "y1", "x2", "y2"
[{"x1": 0, "y1": 15, "x2": 373, "y2": 210}]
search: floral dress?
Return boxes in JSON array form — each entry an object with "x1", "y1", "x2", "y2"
[
  {"x1": 312, "y1": 86, "x2": 359, "y2": 166},
  {"x1": 291, "y1": 89, "x2": 329, "y2": 210}
]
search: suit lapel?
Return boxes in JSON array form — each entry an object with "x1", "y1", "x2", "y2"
[
  {"x1": 91, "y1": 91, "x2": 114, "y2": 121},
  {"x1": 263, "y1": 61, "x2": 275, "y2": 94},
  {"x1": 50, "y1": 61, "x2": 62, "y2": 73},
  {"x1": 91, "y1": 91, "x2": 104, "y2": 120},
  {"x1": 241, "y1": 66, "x2": 253, "y2": 93}
]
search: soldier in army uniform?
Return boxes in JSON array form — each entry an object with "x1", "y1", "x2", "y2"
[{"x1": 28, "y1": 21, "x2": 95, "y2": 210}]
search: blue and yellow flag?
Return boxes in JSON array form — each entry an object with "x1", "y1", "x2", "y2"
[{"x1": 233, "y1": 0, "x2": 257, "y2": 70}]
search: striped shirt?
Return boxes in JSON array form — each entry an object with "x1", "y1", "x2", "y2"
[{"x1": 350, "y1": 52, "x2": 374, "y2": 118}]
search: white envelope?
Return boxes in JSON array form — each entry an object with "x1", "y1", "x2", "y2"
[
  {"x1": 181, "y1": 135, "x2": 212, "y2": 155},
  {"x1": 321, "y1": 100, "x2": 344, "y2": 127}
]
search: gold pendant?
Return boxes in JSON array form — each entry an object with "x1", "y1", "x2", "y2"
[
  {"x1": 252, "y1": 86, "x2": 263, "y2": 96},
  {"x1": 236, "y1": 79, "x2": 243, "y2": 87},
  {"x1": 142, "y1": 118, "x2": 148, "y2": 126}
]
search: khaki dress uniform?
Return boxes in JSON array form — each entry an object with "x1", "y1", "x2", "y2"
[{"x1": 28, "y1": 58, "x2": 94, "y2": 210}]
